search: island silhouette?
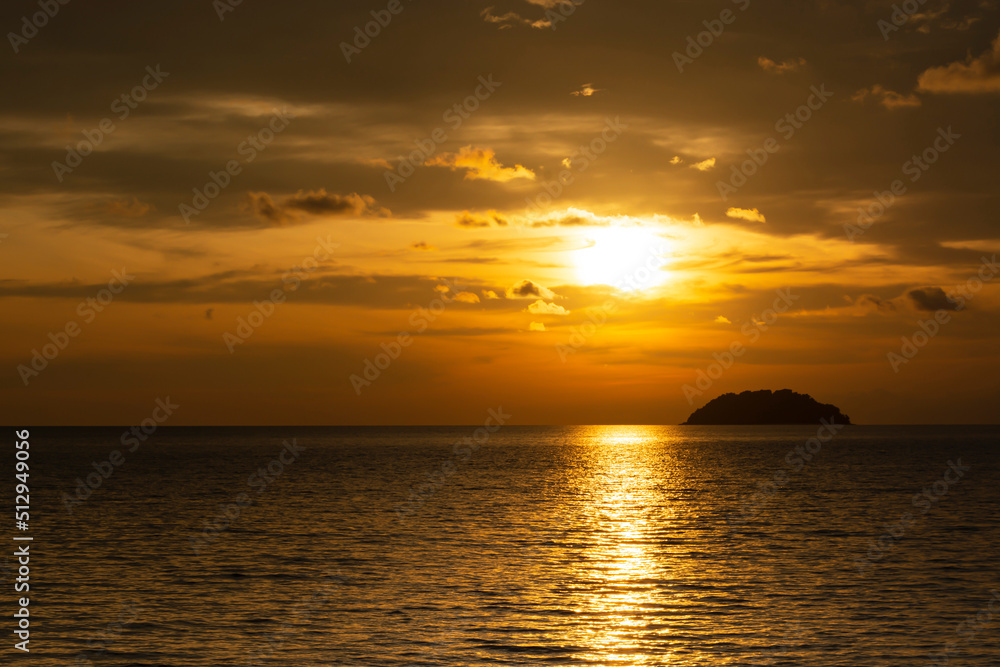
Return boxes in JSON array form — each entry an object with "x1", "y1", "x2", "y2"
[{"x1": 682, "y1": 389, "x2": 852, "y2": 425}]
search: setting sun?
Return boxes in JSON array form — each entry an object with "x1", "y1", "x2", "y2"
[{"x1": 573, "y1": 226, "x2": 671, "y2": 291}]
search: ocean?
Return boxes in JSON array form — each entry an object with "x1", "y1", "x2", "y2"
[{"x1": 18, "y1": 425, "x2": 1000, "y2": 665}]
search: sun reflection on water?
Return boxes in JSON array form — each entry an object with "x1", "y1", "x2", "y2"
[{"x1": 568, "y1": 426, "x2": 692, "y2": 665}]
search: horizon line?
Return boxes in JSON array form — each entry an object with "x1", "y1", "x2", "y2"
[{"x1": 7, "y1": 423, "x2": 1000, "y2": 428}]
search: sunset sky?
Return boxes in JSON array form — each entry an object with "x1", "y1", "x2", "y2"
[{"x1": 2, "y1": 0, "x2": 998, "y2": 425}]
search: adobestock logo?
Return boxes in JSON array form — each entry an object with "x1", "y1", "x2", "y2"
[
  {"x1": 61, "y1": 397, "x2": 178, "y2": 513},
  {"x1": 682, "y1": 288, "x2": 798, "y2": 405},
  {"x1": 672, "y1": 0, "x2": 752, "y2": 73},
  {"x1": 350, "y1": 278, "x2": 468, "y2": 395},
  {"x1": 524, "y1": 117, "x2": 627, "y2": 214},
  {"x1": 716, "y1": 85, "x2": 833, "y2": 202},
  {"x1": 383, "y1": 75, "x2": 502, "y2": 192},
  {"x1": 17, "y1": 268, "x2": 134, "y2": 386},
  {"x1": 179, "y1": 108, "x2": 294, "y2": 224},
  {"x1": 845, "y1": 127, "x2": 960, "y2": 242},
  {"x1": 7, "y1": 0, "x2": 71, "y2": 54},
  {"x1": 887, "y1": 255, "x2": 997, "y2": 373},
  {"x1": 51, "y1": 65, "x2": 170, "y2": 183},
  {"x1": 223, "y1": 236, "x2": 338, "y2": 354}
]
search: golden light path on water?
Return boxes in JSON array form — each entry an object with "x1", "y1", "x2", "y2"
[{"x1": 570, "y1": 426, "x2": 690, "y2": 665}]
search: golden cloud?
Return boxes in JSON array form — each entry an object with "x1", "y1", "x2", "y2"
[
  {"x1": 425, "y1": 147, "x2": 535, "y2": 182},
  {"x1": 726, "y1": 207, "x2": 767, "y2": 223},
  {"x1": 758, "y1": 56, "x2": 806, "y2": 74},
  {"x1": 456, "y1": 209, "x2": 510, "y2": 227},
  {"x1": 571, "y1": 83, "x2": 603, "y2": 97},
  {"x1": 527, "y1": 300, "x2": 570, "y2": 315},
  {"x1": 454, "y1": 292, "x2": 482, "y2": 304}
]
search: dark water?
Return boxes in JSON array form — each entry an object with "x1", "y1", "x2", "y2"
[{"x1": 11, "y1": 425, "x2": 1000, "y2": 665}]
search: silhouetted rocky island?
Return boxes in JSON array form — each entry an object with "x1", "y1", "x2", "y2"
[{"x1": 682, "y1": 389, "x2": 851, "y2": 425}]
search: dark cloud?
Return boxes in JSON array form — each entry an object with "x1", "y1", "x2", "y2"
[
  {"x1": 857, "y1": 294, "x2": 897, "y2": 312},
  {"x1": 906, "y1": 286, "x2": 961, "y2": 311},
  {"x1": 246, "y1": 190, "x2": 389, "y2": 225},
  {"x1": 1, "y1": 0, "x2": 996, "y2": 247},
  {"x1": 0, "y1": 270, "x2": 490, "y2": 310},
  {"x1": 506, "y1": 279, "x2": 554, "y2": 299}
]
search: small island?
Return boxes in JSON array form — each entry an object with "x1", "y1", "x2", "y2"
[{"x1": 682, "y1": 389, "x2": 852, "y2": 425}]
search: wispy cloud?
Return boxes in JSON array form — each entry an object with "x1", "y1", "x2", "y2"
[
  {"x1": 918, "y1": 29, "x2": 1000, "y2": 93},
  {"x1": 852, "y1": 85, "x2": 921, "y2": 109},
  {"x1": 758, "y1": 56, "x2": 806, "y2": 74}
]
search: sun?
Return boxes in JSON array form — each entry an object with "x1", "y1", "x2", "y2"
[{"x1": 573, "y1": 226, "x2": 670, "y2": 291}]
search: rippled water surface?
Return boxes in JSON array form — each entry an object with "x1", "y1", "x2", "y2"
[{"x1": 21, "y1": 425, "x2": 1000, "y2": 665}]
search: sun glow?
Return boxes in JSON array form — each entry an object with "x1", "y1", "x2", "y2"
[{"x1": 573, "y1": 226, "x2": 670, "y2": 291}]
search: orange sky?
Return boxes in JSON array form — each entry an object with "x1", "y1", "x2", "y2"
[{"x1": 1, "y1": 0, "x2": 999, "y2": 424}]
